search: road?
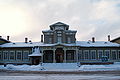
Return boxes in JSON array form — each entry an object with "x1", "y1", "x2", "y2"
[{"x1": 0, "y1": 70, "x2": 120, "y2": 80}]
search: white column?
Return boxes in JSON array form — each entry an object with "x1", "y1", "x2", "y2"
[
  {"x1": 53, "y1": 49, "x2": 56, "y2": 63},
  {"x1": 64, "y1": 49, "x2": 66, "y2": 63}
]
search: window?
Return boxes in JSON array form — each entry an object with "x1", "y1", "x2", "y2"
[
  {"x1": 47, "y1": 53, "x2": 53, "y2": 60},
  {"x1": 3, "y1": 51, "x2": 8, "y2": 60},
  {"x1": 111, "y1": 50, "x2": 117, "y2": 60},
  {"x1": 98, "y1": 50, "x2": 103, "y2": 60},
  {"x1": 55, "y1": 27, "x2": 64, "y2": 30},
  {"x1": 23, "y1": 51, "x2": 29, "y2": 60},
  {"x1": 58, "y1": 34, "x2": 62, "y2": 36},
  {"x1": 16, "y1": 51, "x2": 22, "y2": 60},
  {"x1": 78, "y1": 50, "x2": 83, "y2": 60},
  {"x1": 57, "y1": 31, "x2": 62, "y2": 33},
  {"x1": 57, "y1": 36, "x2": 62, "y2": 43},
  {"x1": 44, "y1": 51, "x2": 53, "y2": 62},
  {"x1": 49, "y1": 37, "x2": 52, "y2": 43},
  {"x1": 68, "y1": 37, "x2": 71, "y2": 43},
  {"x1": 90, "y1": 50, "x2": 96, "y2": 60},
  {"x1": 104, "y1": 50, "x2": 110, "y2": 59},
  {"x1": 83, "y1": 50, "x2": 89, "y2": 60},
  {"x1": 9, "y1": 51, "x2": 15, "y2": 60},
  {"x1": 0, "y1": 51, "x2": 2, "y2": 60},
  {"x1": 57, "y1": 31, "x2": 62, "y2": 43},
  {"x1": 66, "y1": 51, "x2": 74, "y2": 60}
]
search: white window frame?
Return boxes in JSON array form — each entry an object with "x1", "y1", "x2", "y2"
[
  {"x1": 111, "y1": 50, "x2": 117, "y2": 60},
  {"x1": 3, "y1": 51, "x2": 9, "y2": 60},
  {"x1": 83, "y1": 50, "x2": 89, "y2": 60},
  {"x1": 57, "y1": 34, "x2": 62, "y2": 36},
  {"x1": 57, "y1": 36, "x2": 62, "y2": 43},
  {"x1": 49, "y1": 37, "x2": 52, "y2": 44},
  {"x1": 90, "y1": 50, "x2": 96, "y2": 60},
  {"x1": 78, "y1": 50, "x2": 82, "y2": 60},
  {"x1": 23, "y1": 50, "x2": 29, "y2": 60},
  {"x1": 16, "y1": 50, "x2": 22, "y2": 60},
  {"x1": 9, "y1": 51, "x2": 15, "y2": 60},
  {"x1": 57, "y1": 31, "x2": 62, "y2": 33},
  {"x1": 104, "y1": 50, "x2": 110, "y2": 60},
  {"x1": 68, "y1": 37, "x2": 71, "y2": 43},
  {"x1": 98, "y1": 50, "x2": 103, "y2": 60}
]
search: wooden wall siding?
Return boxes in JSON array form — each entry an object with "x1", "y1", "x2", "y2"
[
  {"x1": 0, "y1": 47, "x2": 32, "y2": 64},
  {"x1": 0, "y1": 46, "x2": 120, "y2": 64},
  {"x1": 78, "y1": 47, "x2": 120, "y2": 62},
  {"x1": 115, "y1": 39, "x2": 120, "y2": 44},
  {"x1": 0, "y1": 41, "x2": 7, "y2": 45}
]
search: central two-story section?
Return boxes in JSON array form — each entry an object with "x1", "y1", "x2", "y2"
[
  {"x1": 42, "y1": 22, "x2": 77, "y2": 44},
  {"x1": 42, "y1": 22, "x2": 77, "y2": 63}
]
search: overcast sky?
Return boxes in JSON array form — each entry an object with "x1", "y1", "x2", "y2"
[{"x1": 0, "y1": 0, "x2": 120, "y2": 42}]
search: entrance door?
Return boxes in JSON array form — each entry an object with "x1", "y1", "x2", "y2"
[
  {"x1": 56, "y1": 54, "x2": 63, "y2": 63},
  {"x1": 31, "y1": 57, "x2": 40, "y2": 65},
  {"x1": 55, "y1": 48, "x2": 64, "y2": 63},
  {"x1": 34, "y1": 58, "x2": 40, "y2": 65}
]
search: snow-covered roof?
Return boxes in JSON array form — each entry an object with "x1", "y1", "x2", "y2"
[
  {"x1": 42, "y1": 30, "x2": 53, "y2": 32},
  {"x1": 50, "y1": 22, "x2": 69, "y2": 27},
  {"x1": 0, "y1": 42, "x2": 56, "y2": 48},
  {"x1": 0, "y1": 41, "x2": 119, "y2": 48},
  {"x1": 75, "y1": 41, "x2": 120, "y2": 47},
  {"x1": 0, "y1": 37, "x2": 10, "y2": 43},
  {"x1": 29, "y1": 48, "x2": 42, "y2": 57}
]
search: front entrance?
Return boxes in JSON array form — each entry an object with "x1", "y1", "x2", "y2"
[
  {"x1": 55, "y1": 48, "x2": 64, "y2": 63},
  {"x1": 31, "y1": 57, "x2": 41, "y2": 65}
]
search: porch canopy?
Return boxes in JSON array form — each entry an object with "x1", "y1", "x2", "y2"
[{"x1": 29, "y1": 48, "x2": 42, "y2": 57}]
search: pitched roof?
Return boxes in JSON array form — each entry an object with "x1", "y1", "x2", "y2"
[
  {"x1": 50, "y1": 22, "x2": 69, "y2": 26},
  {"x1": 0, "y1": 41, "x2": 119, "y2": 48},
  {"x1": 29, "y1": 48, "x2": 42, "y2": 57},
  {"x1": 111, "y1": 37, "x2": 120, "y2": 42},
  {"x1": 0, "y1": 37, "x2": 10, "y2": 45}
]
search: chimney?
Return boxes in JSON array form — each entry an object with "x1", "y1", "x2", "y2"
[
  {"x1": 25, "y1": 38, "x2": 28, "y2": 43},
  {"x1": 92, "y1": 37, "x2": 95, "y2": 43},
  {"x1": 41, "y1": 35, "x2": 43, "y2": 42},
  {"x1": 108, "y1": 35, "x2": 110, "y2": 41},
  {"x1": 7, "y1": 36, "x2": 10, "y2": 41}
]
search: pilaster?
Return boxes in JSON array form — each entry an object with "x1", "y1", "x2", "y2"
[
  {"x1": 64, "y1": 49, "x2": 66, "y2": 63},
  {"x1": 53, "y1": 49, "x2": 56, "y2": 63}
]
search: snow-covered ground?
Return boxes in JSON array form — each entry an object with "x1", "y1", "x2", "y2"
[
  {"x1": 0, "y1": 74, "x2": 120, "y2": 80},
  {"x1": 0, "y1": 62, "x2": 120, "y2": 71}
]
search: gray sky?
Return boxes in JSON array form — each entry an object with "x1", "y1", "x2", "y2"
[{"x1": 0, "y1": 0, "x2": 120, "y2": 42}]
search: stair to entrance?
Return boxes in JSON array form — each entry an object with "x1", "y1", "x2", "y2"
[{"x1": 42, "y1": 63, "x2": 78, "y2": 71}]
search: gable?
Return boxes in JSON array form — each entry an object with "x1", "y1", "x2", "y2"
[
  {"x1": 0, "y1": 38, "x2": 10, "y2": 45},
  {"x1": 111, "y1": 37, "x2": 120, "y2": 44}
]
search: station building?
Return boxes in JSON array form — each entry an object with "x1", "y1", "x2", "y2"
[{"x1": 0, "y1": 22, "x2": 120, "y2": 65}]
